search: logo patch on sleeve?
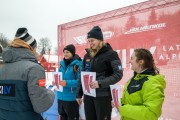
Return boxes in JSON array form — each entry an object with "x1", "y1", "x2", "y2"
[
  {"x1": 0, "y1": 84, "x2": 15, "y2": 97},
  {"x1": 38, "y1": 79, "x2": 46, "y2": 87}
]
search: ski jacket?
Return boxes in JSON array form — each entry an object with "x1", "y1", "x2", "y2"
[
  {"x1": 120, "y1": 69, "x2": 166, "y2": 120},
  {"x1": 57, "y1": 58, "x2": 82, "y2": 101},
  {"x1": 0, "y1": 47, "x2": 54, "y2": 120},
  {"x1": 76, "y1": 43, "x2": 123, "y2": 98}
]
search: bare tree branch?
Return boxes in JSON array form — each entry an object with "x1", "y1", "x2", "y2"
[
  {"x1": 0, "y1": 33, "x2": 9, "y2": 48},
  {"x1": 37, "y1": 37, "x2": 52, "y2": 55}
]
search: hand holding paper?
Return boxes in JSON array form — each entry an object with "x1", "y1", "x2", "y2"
[
  {"x1": 60, "y1": 80, "x2": 66, "y2": 86},
  {"x1": 90, "y1": 81, "x2": 99, "y2": 89},
  {"x1": 52, "y1": 81, "x2": 55, "y2": 85},
  {"x1": 76, "y1": 98, "x2": 82, "y2": 105},
  {"x1": 111, "y1": 101, "x2": 120, "y2": 110}
]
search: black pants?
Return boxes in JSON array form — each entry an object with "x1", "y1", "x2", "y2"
[
  {"x1": 84, "y1": 95, "x2": 112, "y2": 120},
  {"x1": 58, "y1": 100, "x2": 79, "y2": 120}
]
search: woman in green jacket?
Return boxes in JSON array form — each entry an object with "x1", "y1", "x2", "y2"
[{"x1": 120, "y1": 48, "x2": 166, "y2": 120}]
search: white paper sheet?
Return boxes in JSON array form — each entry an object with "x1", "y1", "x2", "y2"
[{"x1": 81, "y1": 72, "x2": 96, "y2": 97}]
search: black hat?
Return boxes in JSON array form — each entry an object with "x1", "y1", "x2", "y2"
[
  {"x1": 15, "y1": 27, "x2": 37, "y2": 49},
  {"x1": 63, "y1": 44, "x2": 76, "y2": 56},
  {"x1": 87, "y1": 26, "x2": 103, "y2": 41}
]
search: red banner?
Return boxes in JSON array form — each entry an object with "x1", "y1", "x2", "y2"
[{"x1": 58, "y1": 3, "x2": 180, "y2": 120}]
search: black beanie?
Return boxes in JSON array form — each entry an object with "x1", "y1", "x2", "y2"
[
  {"x1": 14, "y1": 27, "x2": 37, "y2": 49},
  {"x1": 63, "y1": 44, "x2": 76, "y2": 56},
  {"x1": 87, "y1": 26, "x2": 103, "y2": 41}
]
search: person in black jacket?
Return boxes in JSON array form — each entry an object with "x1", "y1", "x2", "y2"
[{"x1": 76, "y1": 26, "x2": 123, "y2": 120}]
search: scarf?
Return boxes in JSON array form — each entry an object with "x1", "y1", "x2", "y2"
[{"x1": 10, "y1": 39, "x2": 34, "y2": 52}]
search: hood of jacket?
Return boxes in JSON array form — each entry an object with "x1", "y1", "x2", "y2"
[
  {"x1": 96, "y1": 43, "x2": 113, "y2": 56},
  {"x1": 2, "y1": 47, "x2": 38, "y2": 63},
  {"x1": 74, "y1": 54, "x2": 82, "y2": 61}
]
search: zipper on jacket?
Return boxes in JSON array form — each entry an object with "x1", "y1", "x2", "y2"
[
  {"x1": 70, "y1": 87, "x2": 73, "y2": 93},
  {"x1": 65, "y1": 65, "x2": 75, "y2": 93},
  {"x1": 122, "y1": 89, "x2": 127, "y2": 104},
  {"x1": 65, "y1": 66, "x2": 69, "y2": 73}
]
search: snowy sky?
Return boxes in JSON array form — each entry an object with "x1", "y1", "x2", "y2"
[{"x1": 0, "y1": 0, "x2": 147, "y2": 50}]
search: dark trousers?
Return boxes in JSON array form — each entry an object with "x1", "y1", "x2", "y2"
[
  {"x1": 84, "y1": 95, "x2": 112, "y2": 120},
  {"x1": 58, "y1": 100, "x2": 79, "y2": 120}
]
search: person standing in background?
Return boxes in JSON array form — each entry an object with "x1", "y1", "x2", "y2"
[
  {"x1": 0, "y1": 44, "x2": 3, "y2": 67},
  {"x1": 76, "y1": 26, "x2": 123, "y2": 120},
  {"x1": 0, "y1": 44, "x2": 3, "y2": 53},
  {"x1": 56, "y1": 44, "x2": 82, "y2": 120},
  {"x1": 120, "y1": 48, "x2": 166, "y2": 120},
  {"x1": 0, "y1": 27, "x2": 55, "y2": 120}
]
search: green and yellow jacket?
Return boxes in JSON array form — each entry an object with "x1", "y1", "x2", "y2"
[{"x1": 120, "y1": 69, "x2": 166, "y2": 120}]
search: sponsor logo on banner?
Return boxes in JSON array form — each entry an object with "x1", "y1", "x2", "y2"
[
  {"x1": 117, "y1": 44, "x2": 180, "y2": 68},
  {"x1": 124, "y1": 23, "x2": 166, "y2": 34},
  {"x1": 73, "y1": 31, "x2": 114, "y2": 44}
]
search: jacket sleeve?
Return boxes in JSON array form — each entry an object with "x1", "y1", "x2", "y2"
[
  {"x1": 27, "y1": 65, "x2": 55, "y2": 114},
  {"x1": 120, "y1": 76, "x2": 166, "y2": 120},
  {"x1": 66, "y1": 61, "x2": 82, "y2": 87},
  {"x1": 76, "y1": 58, "x2": 85, "y2": 98},
  {"x1": 98, "y1": 52, "x2": 123, "y2": 88}
]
